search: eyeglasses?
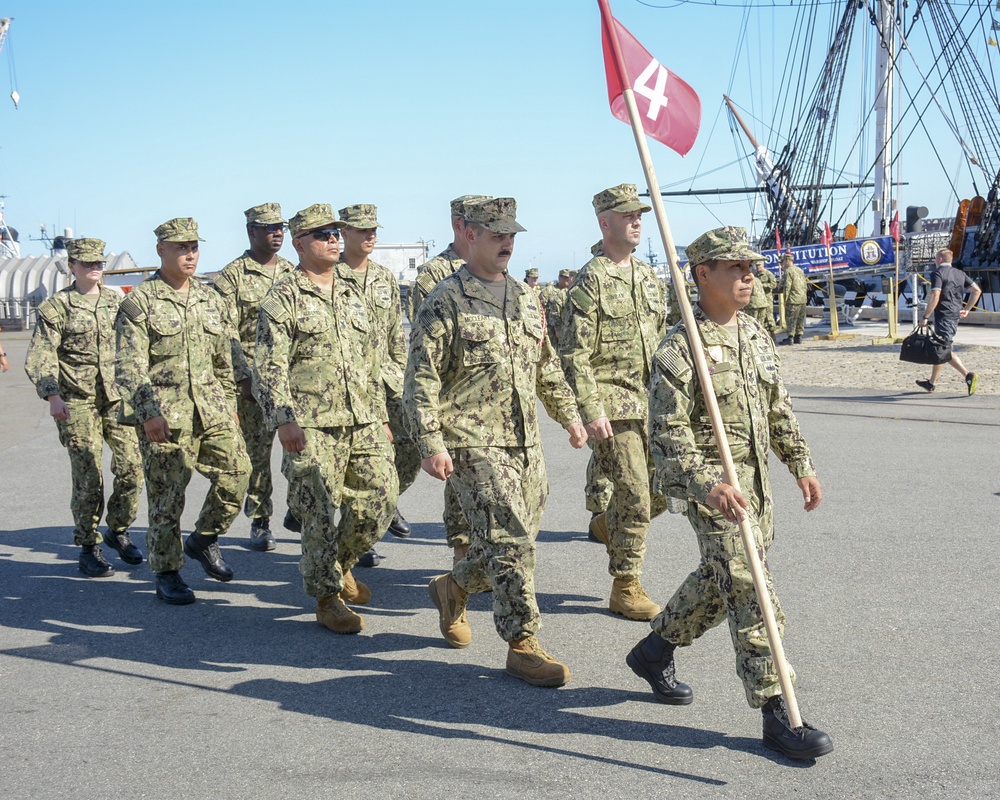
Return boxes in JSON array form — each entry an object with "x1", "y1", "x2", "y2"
[
  {"x1": 252, "y1": 223, "x2": 286, "y2": 233},
  {"x1": 70, "y1": 260, "x2": 107, "y2": 270},
  {"x1": 302, "y1": 228, "x2": 341, "y2": 242}
]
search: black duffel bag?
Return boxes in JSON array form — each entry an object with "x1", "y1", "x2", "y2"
[{"x1": 899, "y1": 324, "x2": 952, "y2": 365}]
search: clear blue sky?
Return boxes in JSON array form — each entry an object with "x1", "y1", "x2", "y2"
[{"x1": 0, "y1": 0, "x2": 990, "y2": 280}]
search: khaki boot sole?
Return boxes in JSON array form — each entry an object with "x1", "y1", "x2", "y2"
[{"x1": 505, "y1": 660, "x2": 571, "y2": 688}]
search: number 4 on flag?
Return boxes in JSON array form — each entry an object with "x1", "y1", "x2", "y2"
[{"x1": 601, "y1": 11, "x2": 701, "y2": 155}]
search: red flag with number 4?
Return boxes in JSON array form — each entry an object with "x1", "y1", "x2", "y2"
[
  {"x1": 821, "y1": 222, "x2": 833, "y2": 248},
  {"x1": 890, "y1": 211, "x2": 900, "y2": 243},
  {"x1": 601, "y1": 11, "x2": 701, "y2": 156}
]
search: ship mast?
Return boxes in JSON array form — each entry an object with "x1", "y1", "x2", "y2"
[{"x1": 872, "y1": 0, "x2": 895, "y2": 236}]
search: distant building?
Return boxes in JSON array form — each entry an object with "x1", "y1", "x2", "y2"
[
  {"x1": 0, "y1": 251, "x2": 138, "y2": 330},
  {"x1": 373, "y1": 241, "x2": 430, "y2": 282}
]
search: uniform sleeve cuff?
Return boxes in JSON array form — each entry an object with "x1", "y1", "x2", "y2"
[{"x1": 417, "y1": 433, "x2": 446, "y2": 460}]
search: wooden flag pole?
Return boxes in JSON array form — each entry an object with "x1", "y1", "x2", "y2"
[{"x1": 598, "y1": 0, "x2": 802, "y2": 728}]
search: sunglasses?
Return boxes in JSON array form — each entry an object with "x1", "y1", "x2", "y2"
[
  {"x1": 302, "y1": 228, "x2": 342, "y2": 242},
  {"x1": 252, "y1": 223, "x2": 287, "y2": 233},
  {"x1": 71, "y1": 260, "x2": 107, "y2": 269}
]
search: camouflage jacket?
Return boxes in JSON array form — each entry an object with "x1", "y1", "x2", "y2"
[
  {"x1": 336, "y1": 259, "x2": 407, "y2": 397},
  {"x1": 115, "y1": 273, "x2": 243, "y2": 430},
  {"x1": 405, "y1": 266, "x2": 580, "y2": 458},
  {"x1": 782, "y1": 264, "x2": 808, "y2": 305},
  {"x1": 213, "y1": 251, "x2": 295, "y2": 365},
  {"x1": 649, "y1": 305, "x2": 815, "y2": 513},
  {"x1": 747, "y1": 268, "x2": 777, "y2": 310},
  {"x1": 538, "y1": 284, "x2": 567, "y2": 345},
  {"x1": 25, "y1": 284, "x2": 122, "y2": 403},
  {"x1": 559, "y1": 254, "x2": 666, "y2": 424},
  {"x1": 407, "y1": 244, "x2": 463, "y2": 323},
  {"x1": 254, "y1": 268, "x2": 385, "y2": 431}
]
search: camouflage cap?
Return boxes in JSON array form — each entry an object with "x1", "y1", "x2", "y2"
[
  {"x1": 558, "y1": 268, "x2": 573, "y2": 278},
  {"x1": 686, "y1": 226, "x2": 765, "y2": 267},
  {"x1": 338, "y1": 203, "x2": 382, "y2": 229},
  {"x1": 779, "y1": 251, "x2": 795, "y2": 264},
  {"x1": 590, "y1": 239, "x2": 604, "y2": 256},
  {"x1": 245, "y1": 202, "x2": 287, "y2": 225},
  {"x1": 155, "y1": 217, "x2": 205, "y2": 243},
  {"x1": 450, "y1": 194, "x2": 493, "y2": 218},
  {"x1": 66, "y1": 238, "x2": 108, "y2": 263},
  {"x1": 464, "y1": 197, "x2": 526, "y2": 234},
  {"x1": 592, "y1": 183, "x2": 652, "y2": 215},
  {"x1": 524, "y1": 268, "x2": 538, "y2": 279},
  {"x1": 289, "y1": 203, "x2": 345, "y2": 237}
]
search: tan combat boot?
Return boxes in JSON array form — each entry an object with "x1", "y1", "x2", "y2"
[
  {"x1": 316, "y1": 594, "x2": 364, "y2": 634},
  {"x1": 609, "y1": 577, "x2": 661, "y2": 621},
  {"x1": 506, "y1": 636, "x2": 571, "y2": 687},
  {"x1": 428, "y1": 573, "x2": 472, "y2": 648},
  {"x1": 589, "y1": 512, "x2": 610, "y2": 549},
  {"x1": 451, "y1": 543, "x2": 470, "y2": 569},
  {"x1": 340, "y1": 569, "x2": 371, "y2": 605}
]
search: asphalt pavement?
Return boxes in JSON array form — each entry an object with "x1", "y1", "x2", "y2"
[{"x1": 1, "y1": 331, "x2": 998, "y2": 799}]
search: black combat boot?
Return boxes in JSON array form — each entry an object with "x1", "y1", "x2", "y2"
[
  {"x1": 387, "y1": 508, "x2": 411, "y2": 538},
  {"x1": 626, "y1": 632, "x2": 694, "y2": 705},
  {"x1": 104, "y1": 529, "x2": 144, "y2": 565},
  {"x1": 357, "y1": 549, "x2": 383, "y2": 568},
  {"x1": 155, "y1": 571, "x2": 196, "y2": 605},
  {"x1": 183, "y1": 531, "x2": 234, "y2": 582},
  {"x1": 761, "y1": 696, "x2": 834, "y2": 760},
  {"x1": 249, "y1": 517, "x2": 275, "y2": 551},
  {"x1": 793, "y1": 334, "x2": 802, "y2": 344},
  {"x1": 79, "y1": 545, "x2": 115, "y2": 578}
]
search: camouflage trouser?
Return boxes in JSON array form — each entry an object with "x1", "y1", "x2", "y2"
[
  {"x1": 748, "y1": 306, "x2": 776, "y2": 332},
  {"x1": 450, "y1": 444, "x2": 547, "y2": 642},
  {"x1": 785, "y1": 303, "x2": 806, "y2": 338},
  {"x1": 591, "y1": 419, "x2": 667, "y2": 579},
  {"x1": 650, "y1": 482, "x2": 793, "y2": 709},
  {"x1": 138, "y1": 416, "x2": 250, "y2": 574},
  {"x1": 238, "y1": 394, "x2": 276, "y2": 521},
  {"x1": 386, "y1": 388, "x2": 421, "y2": 497},
  {"x1": 584, "y1": 452, "x2": 613, "y2": 515},
  {"x1": 443, "y1": 479, "x2": 472, "y2": 549},
  {"x1": 284, "y1": 423, "x2": 397, "y2": 598},
  {"x1": 56, "y1": 399, "x2": 143, "y2": 546}
]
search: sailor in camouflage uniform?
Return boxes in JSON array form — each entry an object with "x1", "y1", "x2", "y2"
[
  {"x1": 25, "y1": 238, "x2": 144, "y2": 576},
  {"x1": 116, "y1": 218, "x2": 250, "y2": 605},
  {"x1": 779, "y1": 252, "x2": 808, "y2": 344},
  {"x1": 407, "y1": 195, "x2": 491, "y2": 566},
  {"x1": 538, "y1": 269, "x2": 574, "y2": 347},
  {"x1": 746, "y1": 261, "x2": 778, "y2": 334},
  {"x1": 337, "y1": 203, "x2": 415, "y2": 540},
  {"x1": 254, "y1": 204, "x2": 397, "y2": 635},
  {"x1": 213, "y1": 203, "x2": 295, "y2": 551},
  {"x1": 407, "y1": 197, "x2": 586, "y2": 687},
  {"x1": 559, "y1": 184, "x2": 667, "y2": 621},
  {"x1": 626, "y1": 226, "x2": 833, "y2": 761}
]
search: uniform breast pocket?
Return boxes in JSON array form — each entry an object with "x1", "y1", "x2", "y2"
[
  {"x1": 372, "y1": 285, "x2": 393, "y2": 310},
  {"x1": 149, "y1": 309, "x2": 184, "y2": 356},
  {"x1": 459, "y1": 313, "x2": 506, "y2": 365},
  {"x1": 600, "y1": 296, "x2": 633, "y2": 342},
  {"x1": 202, "y1": 310, "x2": 225, "y2": 337}
]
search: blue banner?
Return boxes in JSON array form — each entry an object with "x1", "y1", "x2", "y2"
[{"x1": 759, "y1": 236, "x2": 897, "y2": 275}]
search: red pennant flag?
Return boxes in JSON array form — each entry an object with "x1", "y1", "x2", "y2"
[
  {"x1": 890, "y1": 211, "x2": 900, "y2": 243},
  {"x1": 775, "y1": 229, "x2": 783, "y2": 253},
  {"x1": 821, "y1": 222, "x2": 833, "y2": 248},
  {"x1": 601, "y1": 12, "x2": 701, "y2": 156}
]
